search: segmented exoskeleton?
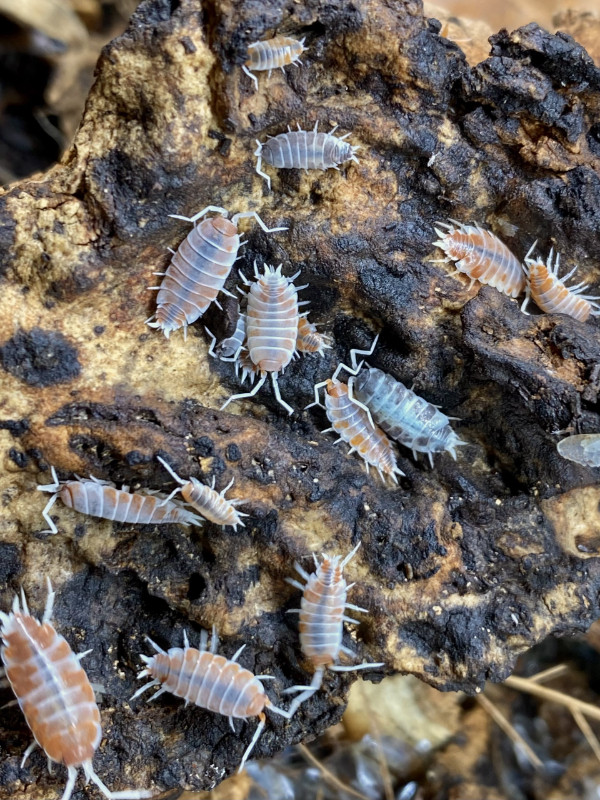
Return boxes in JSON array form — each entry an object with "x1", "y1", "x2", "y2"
[
  {"x1": 557, "y1": 434, "x2": 600, "y2": 468},
  {"x1": 255, "y1": 122, "x2": 360, "y2": 190},
  {"x1": 221, "y1": 262, "x2": 307, "y2": 415},
  {"x1": 242, "y1": 35, "x2": 306, "y2": 91},
  {"x1": 0, "y1": 581, "x2": 151, "y2": 800},
  {"x1": 432, "y1": 220, "x2": 526, "y2": 297},
  {"x1": 130, "y1": 627, "x2": 293, "y2": 772},
  {"x1": 346, "y1": 336, "x2": 466, "y2": 465},
  {"x1": 296, "y1": 316, "x2": 332, "y2": 356},
  {"x1": 522, "y1": 245, "x2": 600, "y2": 321},
  {"x1": 308, "y1": 362, "x2": 404, "y2": 484},
  {"x1": 283, "y1": 542, "x2": 384, "y2": 716},
  {"x1": 37, "y1": 467, "x2": 203, "y2": 534},
  {"x1": 146, "y1": 206, "x2": 286, "y2": 337},
  {"x1": 157, "y1": 456, "x2": 248, "y2": 529}
]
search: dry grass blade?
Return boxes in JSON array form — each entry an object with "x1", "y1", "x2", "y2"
[
  {"x1": 528, "y1": 664, "x2": 570, "y2": 683},
  {"x1": 504, "y1": 675, "x2": 600, "y2": 722},
  {"x1": 477, "y1": 692, "x2": 543, "y2": 769},
  {"x1": 297, "y1": 743, "x2": 370, "y2": 800},
  {"x1": 572, "y1": 707, "x2": 600, "y2": 765},
  {"x1": 0, "y1": 0, "x2": 87, "y2": 44}
]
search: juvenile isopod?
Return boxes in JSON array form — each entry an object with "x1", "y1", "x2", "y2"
[
  {"x1": 130, "y1": 627, "x2": 293, "y2": 772},
  {"x1": 557, "y1": 434, "x2": 600, "y2": 467},
  {"x1": 157, "y1": 456, "x2": 248, "y2": 529},
  {"x1": 146, "y1": 206, "x2": 287, "y2": 338},
  {"x1": 432, "y1": 220, "x2": 526, "y2": 298},
  {"x1": 283, "y1": 541, "x2": 384, "y2": 716},
  {"x1": 296, "y1": 315, "x2": 332, "y2": 356},
  {"x1": 242, "y1": 35, "x2": 306, "y2": 91},
  {"x1": 0, "y1": 581, "x2": 152, "y2": 800},
  {"x1": 307, "y1": 363, "x2": 404, "y2": 484},
  {"x1": 346, "y1": 337, "x2": 466, "y2": 465},
  {"x1": 38, "y1": 467, "x2": 203, "y2": 534},
  {"x1": 255, "y1": 121, "x2": 360, "y2": 190},
  {"x1": 221, "y1": 262, "x2": 308, "y2": 415},
  {"x1": 522, "y1": 245, "x2": 600, "y2": 322}
]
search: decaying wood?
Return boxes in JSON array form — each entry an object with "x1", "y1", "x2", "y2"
[{"x1": 1, "y1": 0, "x2": 600, "y2": 794}]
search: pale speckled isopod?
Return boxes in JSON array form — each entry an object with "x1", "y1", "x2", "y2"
[
  {"x1": 346, "y1": 336, "x2": 466, "y2": 465},
  {"x1": 283, "y1": 541, "x2": 384, "y2": 716},
  {"x1": 522, "y1": 245, "x2": 600, "y2": 322},
  {"x1": 242, "y1": 35, "x2": 306, "y2": 91},
  {"x1": 146, "y1": 206, "x2": 287, "y2": 338},
  {"x1": 0, "y1": 580, "x2": 152, "y2": 800},
  {"x1": 255, "y1": 121, "x2": 360, "y2": 190},
  {"x1": 432, "y1": 219, "x2": 526, "y2": 298},
  {"x1": 38, "y1": 467, "x2": 203, "y2": 533},
  {"x1": 557, "y1": 434, "x2": 600, "y2": 467},
  {"x1": 157, "y1": 456, "x2": 248, "y2": 529},
  {"x1": 221, "y1": 262, "x2": 308, "y2": 415},
  {"x1": 130, "y1": 627, "x2": 293, "y2": 772},
  {"x1": 296, "y1": 315, "x2": 332, "y2": 356},
  {"x1": 307, "y1": 362, "x2": 404, "y2": 485}
]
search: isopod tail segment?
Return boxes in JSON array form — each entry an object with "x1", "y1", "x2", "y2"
[
  {"x1": 130, "y1": 626, "x2": 294, "y2": 773},
  {"x1": 283, "y1": 542, "x2": 385, "y2": 718},
  {"x1": 0, "y1": 579, "x2": 153, "y2": 800}
]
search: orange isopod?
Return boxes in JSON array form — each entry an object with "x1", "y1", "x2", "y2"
[
  {"x1": 522, "y1": 245, "x2": 600, "y2": 322},
  {"x1": 130, "y1": 627, "x2": 293, "y2": 772},
  {"x1": 283, "y1": 542, "x2": 384, "y2": 716},
  {"x1": 0, "y1": 581, "x2": 151, "y2": 800},
  {"x1": 157, "y1": 456, "x2": 248, "y2": 529},
  {"x1": 432, "y1": 219, "x2": 526, "y2": 297},
  {"x1": 296, "y1": 315, "x2": 332, "y2": 356},
  {"x1": 307, "y1": 363, "x2": 404, "y2": 484}
]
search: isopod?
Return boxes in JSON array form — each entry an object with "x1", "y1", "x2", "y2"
[
  {"x1": 432, "y1": 220, "x2": 526, "y2": 297},
  {"x1": 255, "y1": 121, "x2": 360, "y2": 190},
  {"x1": 146, "y1": 206, "x2": 286, "y2": 338},
  {"x1": 522, "y1": 245, "x2": 600, "y2": 322},
  {"x1": 557, "y1": 434, "x2": 600, "y2": 467},
  {"x1": 38, "y1": 467, "x2": 203, "y2": 534},
  {"x1": 206, "y1": 307, "x2": 247, "y2": 362},
  {"x1": 283, "y1": 542, "x2": 384, "y2": 716},
  {"x1": 242, "y1": 35, "x2": 306, "y2": 91},
  {"x1": 0, "y1": 580, "x2": 152, "y2": 800},
  {"x1": 296, "y1": 315, "x2": 332, "y2": 356},
  {"x1": 307, "y1": 363, "x2": 404, "y2": 484},
  {"x1": 157, "y1": 456, "x2": 248, "y2": 529},
  {"x1": 221, "y1": 262, "x2": 307, "y2": 415},
  {"x1": 130, "y1": 627, "x2": 293, "y2": 772},
  {"x1": 347, "y1": 337, "x2": 466, "y2": 465}
]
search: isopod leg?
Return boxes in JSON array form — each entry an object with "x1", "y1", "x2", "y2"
[
  {"x1": 283, "y1": 668, "x2": 324, "y2": 717},
  {"x1": 40, "y1": 493, "x2": 59, "y2": 535},
  {"x1": 37, "y1": 465, "x2": 60, "y2": 494},
  {"x1": 60, "y1": 766, "x2": 79, "y2": 800},
  {"x1": 83, "y1": 761, "x2": 154, "y2": 799},
  {"x1": 156, "y1": 456, "x2": 186, "y2": 486},
  {"x1": 220, "y1": 373, "x2": 267, "y2": 410},
  {"x1": 238, "y1": 714, "x2": 266, "y2": 773},
  {"x1": 305, "y1": 380, "x2": 328, "y2": 410},
  {"x1": 347, "y1": 379, "x2": 376, "y2": 429},
  {"x1": 241, "y1": 64, "x2": 259, "y2": 91},
  {"x1": 285, "y1": 578, "x2": 305, "y2": 592},
  {"x1": 254, "y1": 143, "x2": 272, "y2": 191},
  {"x1": 42, "y1": 576, "x2": 55, "y2": 624},
  {"x1": 329, "y1": 661, "x2": 385, "y2": 672},
  {"x1": 205, "y1": 327, "x2": 217, "y2": 357},
  {"x1": 20, "y1": 741, "x2": 37, "y2": 768},
  {"x1": 271, "y1": 373, "x2": 294, "y2": 415},
  {"x1": 169, "y1": 205, "x2": 228, "y2": 224}
]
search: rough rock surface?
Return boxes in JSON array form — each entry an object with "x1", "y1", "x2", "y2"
[{"x1": 1, "y1": 0, "x2": 600, "y2": 796}]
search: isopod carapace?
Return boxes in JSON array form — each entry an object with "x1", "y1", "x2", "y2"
[
  {"x1": 307, "y1": 364, "x2": 404, "y2": 485},
  {"x1": 255, "y1": 121, "x2": 360, "y2": 190},
  {"x1": 37, "y1": 466, "x2": 203, "y2": 534},
  {"x1": 157, "y1": 456, "x2": 248, "y2": 529},
  {"x1": 296, "y1": 315, "x2": 332, "y2": 356},
  {"x1": 0, "y1": 580, "x2": 152, "y2": 800},
  {"x1": 146, "y1": 205, "x2": 287, "y2": 338},
  {"x1": 283, "y1": 541, "x2": 384, "y2": 716},
  {"x1": 221, "y1": 262, "x2": 307, "y2": 415},
  {"x1": 432, "y1": 219, "x2": 526, "y2": 297},
  {"x1": 242, "y1": 35, "x2": 306, "y2": 91},
  {"x1": 522, "y1": 245, "x2": 600, "y2": 322},
  {"x1": 130, "y1": 627, "x2": 293, "y2": 772},
  {"x1": 347, "y1": 337, "x2": 466, "y2": 465}
]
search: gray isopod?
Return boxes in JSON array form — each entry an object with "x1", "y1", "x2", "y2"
[
  {"x1": 557, "y1": 434, "x2": 600, "y2": 467},
  {"x1": 254, "y1": 122, "x2": 360, "y2": 190}
]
